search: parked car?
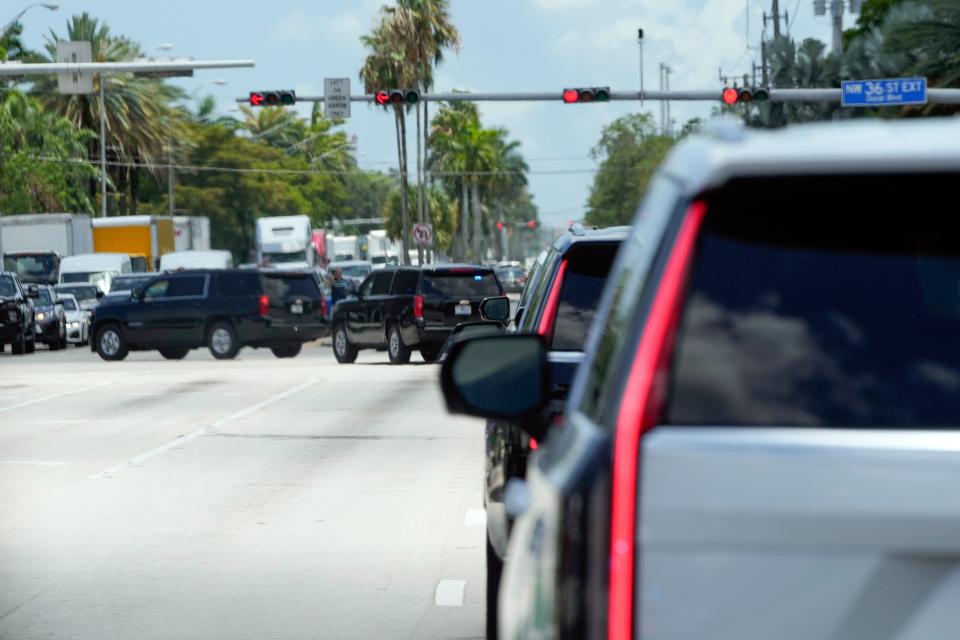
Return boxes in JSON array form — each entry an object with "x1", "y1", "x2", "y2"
[
  {"x1": 58, "y1": 293, "x2": 90, "y2": 346},
  {"x1": 91, "y1": 269, "x2": 329, "y2": 361},
  {"x1": 332, "y1": 265, "x2": 504, "y2": 364},
  {"x1": 54, "y1": 283, "x2": 102, "y2": 316},
  {"x1": 0, "y1": 271, "x2": 37, "y2": 354},
  {"x1": 441, "y1": 117, "x2": 960, "y2": 640},
  {"x1": 32, "y1": 284, "x2": 67, "y2": 350},
  {"x1": 479, "y1": 225, "x2": 627, "y2": 638},
  {"x1": 494, "y1": 264, "x2": 527, "y2": 294}
]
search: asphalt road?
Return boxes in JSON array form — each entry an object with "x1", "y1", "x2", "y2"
[{"x1": 0, "y1": 342, "x2": 486, "y2": 639}]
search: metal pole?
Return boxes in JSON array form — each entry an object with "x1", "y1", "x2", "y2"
[
  {"x1": 772, "y1": 0, "x2": 782, "y2": 38},
  {"x1": 831, "y1": 0, "x2": 844, "y2": 54},
  {"x1": 167, "y1": 142, "x2": 174, "y2": 216},
  {"x1": 99, "y1": 75, "x2": 107, "y2": 218},
  {"x1": 637, "y1": 29, "x2": 645, "y2": 106}
]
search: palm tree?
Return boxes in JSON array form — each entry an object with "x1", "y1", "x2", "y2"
[
  {"x1": 29, "y1": 13, "x2": 185, "y2": 214},
  {"x1": 429, "y1": 102, "x2": 477, "y2": 260},
  {"x1": 238, "y1": 105, "x2": 305, "y2": 147},
  {"x1": 884, "y1": 0, "x2": 960, "y2": 87},
  {"x1": 360, "y1": 12, "x2": 418, "y2": 263}
]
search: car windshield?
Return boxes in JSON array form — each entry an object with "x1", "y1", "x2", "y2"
[
  {"x1": 3, "y1": 254, "x2": 58, "y2": 280},
  {"x1": 421, "y1": 271, "x2": 501, "y2": 297},
  {"x1": 262, "y1": 250, "x2": 307, "y2": 264},
  {"x1": 57, "y1": 285, "x2": 99, "y2": 302},
  {"x1": 61, "y1": 298, "x2": 78, "y2": 311},
  {"x1": 0, "y1": 276, "x2": 16, "y2": 297},
  {"x1": 61, "y1": 271, "x2": 102, "y2": 284},
  {"x1": 334, "y1": 264, "x2": 372, "y2": 278},
  {"x1": 35, "y1": 288, "x2": 53, "y2": 306}
]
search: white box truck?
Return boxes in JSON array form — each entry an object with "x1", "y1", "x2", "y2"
[
  {"x1": 172, "y1": 216, "x2": 211, "y2": 251},
  {"x1": 0, "y1": 213, "x2": 94, "y2": 284},
  {"x1": 255, "y1": 215, "x2": 315, "y2": 270}
]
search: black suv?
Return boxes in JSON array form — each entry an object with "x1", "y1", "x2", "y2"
[
  {"x1": 91, "y1": 269, "x2": 328, "y2": 361},
  {"x1": 475, "y1": 226, "x2": 627, "y2": 637},
  {"x1": 33, "y1": 284, "x2": 68, "y2": 350},
  {"x1": 331, "y1": 265, "x2": 504, "y2": 364},
  {"x1": 0, "y1": 272, "x2": 38, "y2": 354}
]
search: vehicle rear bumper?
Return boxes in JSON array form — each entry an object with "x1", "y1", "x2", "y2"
[
  {"x1": 416, "y1": 323, "x2": 454, "y2": 346},
  {"x1": 0, "y1": 324, "x2": 22, "y2": 341},
  {"x1": 246, "y1": 319, "x2": 329, "y2": 345}
]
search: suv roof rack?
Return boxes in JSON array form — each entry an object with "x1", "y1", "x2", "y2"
[{"x1": 569, "y1": 222, "x2": 588, "y2": 236}]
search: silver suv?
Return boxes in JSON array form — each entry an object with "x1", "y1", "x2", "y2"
[{"x1": 441, "y1": 116, "x2": 960, "y2": 640}]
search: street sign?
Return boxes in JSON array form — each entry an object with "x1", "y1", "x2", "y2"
[
  {"x1": 412, "y1": 223, "x2": 433, "y2": 247},
  {"x1": 842, "y1": 77, "x2": 927, "y2": 107},
  {"x1": 324, "y1": 77, "x2": 351, "y2": 119},
  {"x1": 56, "y1": 41, "x2": 93, "y2": 95}
]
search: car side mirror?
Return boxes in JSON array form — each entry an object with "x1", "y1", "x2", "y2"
[
  {"x1": 96, "y1": 290, "x2": 104, "y2": 300},
  {"x1": 25, "y1": 285, "x2": 39, "y2": 299},
  {"x1": 440, "y1": 335, "x2": 548, "y2": 421},
  {"x1": 479, "y1": 296, "x2": 511, "y2": 323}
]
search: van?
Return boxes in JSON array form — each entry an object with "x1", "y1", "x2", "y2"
[{"x1": 59, "y1": 253, "x2": 132, "y2": 294}]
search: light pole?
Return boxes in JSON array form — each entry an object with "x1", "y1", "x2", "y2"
[{"x1": 2, "y1": 3, "x2": 58, "y2": 38}]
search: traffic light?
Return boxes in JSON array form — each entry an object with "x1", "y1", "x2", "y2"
[
  {"x1": 562, "y1": 87, "x2": 611, "y2": 104},
  {"x1": 496, "y1": 221, "x2": 505, "y2": 231},
  {"x1": 374, "y1": 90, "x2": 419, "y2": 107},
  {"x1": 526, "y1": 220, "x2": 538, "y2": 229},
  {"x1": 721, "y1": 87, "x2": 770, "y2": 105},
  {"x1": 249, "y1": 90, "x2": 296, "y2": 107}
]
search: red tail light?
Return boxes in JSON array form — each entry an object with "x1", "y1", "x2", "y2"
[
  {"x1": 608, "y1": 202, "x2": 706, "y2": 640},
  {"x1": 258, "y1": 294, "x2": 269, "y2": 316},
  {"x1": 413, "y1": 294, "x2": 424, "y2": 319},
  {"x1": 537, "y1": 259, "x2": 567, "y2": 339},
  {"x1": 320, "y1": 297, "x2": 328, "y2": 318},
  {"x1": 529, "y1": 437, "x2": 538, "y2": 450}
]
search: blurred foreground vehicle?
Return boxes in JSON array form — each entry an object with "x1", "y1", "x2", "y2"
[
  {"x1": 442, "y1": 117, "x2": 960, "y2": 640},
  {"x1": 92, "y1": 269, "x2": 328, "y2": 361},
  {"x1": 0, "y1": 272, "x2": 37, "y2": 354}
]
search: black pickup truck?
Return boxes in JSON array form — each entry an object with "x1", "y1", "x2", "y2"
[
  {"x1": 331, "y1": 265, "x2": 504, "y2": 364},
  {"x1": 0, "y1": 272, "x2": 38, "y2": 354},
  {"x1": 91, "y1": 269, "x2": 328, "y2": 361}
]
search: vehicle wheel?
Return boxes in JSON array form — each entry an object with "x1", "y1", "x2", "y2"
[
  {"x1": 420, "y1": 343, "x2": 442, "y2": 363},
  {"x1": 59, "y1": 321, "x2": 67, "y2": 349},
  {"x1": 25, "y1": 334, "x2": 35, "y2": 354},
  {"x1": 333, "y1": 322, "x2": 358, "y2": 364},
  {"x1": 49, "y1": 328, "x2": 61, "y2": 351},
  {"x1": 95, "y1": 324, "x2": 128, "y2": 361},
  {"x1": 208, "y1": 321, "x2": 240, "y2": 360},
  {"x1": 486, "y1": 535, "x2": 503, "y2": 640},
  {"x1": 387, "y1": 324, "x2": 411, "y2": 364},
  {"x1": 271, "y1": 344, "x2": 302, "y2": 358},
  {"x1": 159, "y1": 347, "x2": 189, "y2": 360},
  {"x1": 12, "y1": 329, "x2": 25, "y2": 355}
]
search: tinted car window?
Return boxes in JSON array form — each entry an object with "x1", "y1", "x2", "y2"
[
  {"x1": 0, "y1": 276, "x2": 16, "y2": 297},
  {"x1": 370, "y1": 271, "x2": 394, "y2": 296},
  {"x1": 166, "y1": 276, "x2": 206, "y2": 298},
  {"x1": 262, "y1": 274, "x2": 321, "y2": 298},
  {"x1": 359, "y1": 275, "x2": 375, "y2": 297},
  {"x1": 143, "y1": 280, "x2": 169, "y2": 299},
  {"x1": 36, "y1": 288, "x2": 53, "y2": 306},
  {"x1": 215, "y1": 272, "x2": 260, "y2": 296},
  {"x1": 420, "y1": 271, "x2": 501, "y2": 297},
  {"x1": 667, "y1": 173, "x2": 960, "y2": 428},
  {"x1": 391, "y1": 270, "x2": 419, "y2": 295},
  {"x1": 551, "y1": 244, "x2": 619, "y2": 351},
  {"x1": 61, "y1": 298, "x2": 78, "y2": 311},
  {"x1": 518, "y1": 250, "x2": 560, "y2": 332}
]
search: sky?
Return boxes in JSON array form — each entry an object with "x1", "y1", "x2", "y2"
[{"x1": 14, "y1": 0, "x2": 843, "y2": 227}]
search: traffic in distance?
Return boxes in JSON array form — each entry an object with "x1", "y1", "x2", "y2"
[{"x1": 4, "y1": 0, "x2": 960, "y2": 637}]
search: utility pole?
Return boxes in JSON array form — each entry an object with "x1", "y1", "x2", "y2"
[
  {"x1": 167, "y1": 142, "x2": 175, "y2": 216},
  {"x1": 831, "y1": 0, "x2": 845, "y2": 54},
  {"x1": 771, "y1": 0, "x2": 782, "y2": 37},
  {"x1": 659, "y1": 63, "x2": 672, "y2": 135},
  {"x1": 99, "y1": 75, "x2": 107, "y2": 218}
]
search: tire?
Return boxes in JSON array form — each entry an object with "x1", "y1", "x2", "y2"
[
  {"x1": 95, "y1": 324, "x2": 128, "y2": 361},
  {"x1": 420, "y1": 343, "x2": 442, "y2": 363},
  {"x1": 49, "y1": 325, "x2": 61, "y2": 351},
  {"x1": 159, "y1": 347, "x2": 189, "y2": 360},
  {"x1": 25, "y1": 334, "x2": 35, "y2": 354},
  {"x1": 208, "y1": 321, "x2": 240, "y2": 360},
  {"x1": 59, "y1": 323, "x2": 68, "y2": 350},
  {"x1": 486, "y1": 534, "x2": 503, "y2": 640},
  {"x1": 387, "y1": 324, "x2": 411, "y2": 365},
  {"x1": 333, "y1": 322, "x2": 358, "y2": 364},
  {"x1": 12, "y1": 328, "x2": 25, "y2": 355},
  {"x1": 271, "y1": 344, "x2": 302, "y2": 358}
]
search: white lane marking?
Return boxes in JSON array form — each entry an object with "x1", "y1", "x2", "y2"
[
  {"x1": 464, "y1": 508, "x2": 487, "y2": 527},
  {"x1": 88, "y1": 378, "x2": 319, "y2": 480},
  {"x1": 0, "y1": 461, "x2": 69, "y2": 466},
  {"x1": 0, "y1": 382, "x2": 110, "y2": 414},
  {"x1": 434, "y1": 579, "x2": 467, "y2": 607},
  {"x1": 34, "y1": 419, "x2": 182, "y2": 425}
]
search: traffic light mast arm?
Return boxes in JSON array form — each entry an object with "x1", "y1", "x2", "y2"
[{"x1": 234, "y1": 88, "x2": 960, "y2": 104}]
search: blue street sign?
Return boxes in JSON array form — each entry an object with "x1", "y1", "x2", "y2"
[{"x1": 842, "y1": 77, "x2": 927, "y2": 107}]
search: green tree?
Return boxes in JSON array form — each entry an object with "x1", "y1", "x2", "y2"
[
  {"x1": 884, "y1": 0, "x2": 960, "y2": 87},
  {"x1": 28, "y1": 13, "x2": 185, "y2": 214},
  {"x1": 0, "y1": 90, "x2": 97, "y2": 213},
  {"x1": 585, "y1": 113, "x2": 673, "y2": 227}
]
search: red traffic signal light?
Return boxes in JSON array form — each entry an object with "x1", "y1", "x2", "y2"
[
  {"x1": 722, "y1": 87, "x2": 770, "y2": 105},
  {"x1": 496, "y1": 221, "x2": 505, "y2": 231},
  {"x1": 562, "y1": 87, "x2": 611, "y2": 104},
  {"x1": 249, "y1": 90, "x2": 295, "y2": 107},
  {"x1": 526, "y1": 220, "x2": 538, "y2": 229},
  {"x1": 375, "y1": 90, "x2": 419, "y2": 107}
]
